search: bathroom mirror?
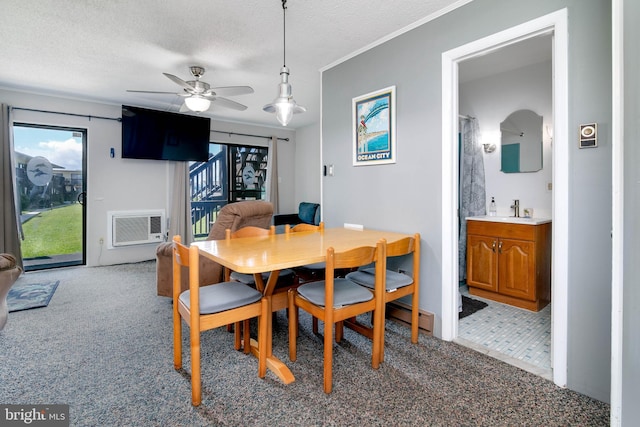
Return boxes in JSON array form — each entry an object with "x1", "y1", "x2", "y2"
[{"x1": 500, "y1": 109, "x2": 543, "y2": 173}]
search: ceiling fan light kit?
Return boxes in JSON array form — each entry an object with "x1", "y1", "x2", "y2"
[
  {"x1": 184, "y1": 95, "x2": 211, "y2": 112},
  {"x1": 263, "y1": 0, "x2": 305, "y2": 126},
  {"x1": 127, "y1": 65, "x2": 254, "y2": 113}
]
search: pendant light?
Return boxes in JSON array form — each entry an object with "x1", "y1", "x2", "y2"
[{"x1": 263, "y1": 0, "x2": 306, "y2": 126}]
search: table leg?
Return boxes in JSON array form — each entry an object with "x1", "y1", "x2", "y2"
[{"x1": 249, "y1": 292, "x2": 295, "y2": 384}]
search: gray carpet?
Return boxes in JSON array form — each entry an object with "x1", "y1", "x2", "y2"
[{"x1": 0, "y1": 261, "x2": 609, "y2": 426}]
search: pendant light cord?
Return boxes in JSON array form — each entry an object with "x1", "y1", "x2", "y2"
[{"x1": 282, "y1": 0, "x2": 287, "y2": 67}]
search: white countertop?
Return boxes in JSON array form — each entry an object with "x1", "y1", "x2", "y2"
[{"x1": 466, "y1": 215, "x2": 552, "y2": 225}]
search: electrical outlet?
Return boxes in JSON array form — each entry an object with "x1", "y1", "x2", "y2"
[{"x1": 99, "y1": 237, "x2": 104, "y2": 245}]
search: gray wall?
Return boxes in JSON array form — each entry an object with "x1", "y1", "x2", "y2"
[
  {"x1": 622, "y1": 0, "x2": 639, "y2": 422},
  {"x1": 322, "y1": 0, "x2": 611, "y2": 402}
]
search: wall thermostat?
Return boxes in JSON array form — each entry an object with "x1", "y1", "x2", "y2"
[{"x1": 579, "y1": 123, "x2": 597, "y2": 148}]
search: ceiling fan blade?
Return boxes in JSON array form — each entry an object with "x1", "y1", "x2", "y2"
[
  {"x1": 208, "y1": 96, "x2": 248, "y2": 111},
  {"x1": 210, "y1": 86, "x2": 254, "y2": 97},
  {"x1": 163, "y1": 73, "x2": 195, "y2": 92},
  {"x1": 126, "y1": 90, "x2": 182, "y2": 95}
]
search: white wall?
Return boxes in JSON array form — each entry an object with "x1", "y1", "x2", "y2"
[
  {"x1": 293, "y1": 121, "x2": 321, "y2": 211},
  {"x1": 621, "y1": 0, "x2": 640, "y2": 421},
  {"x1": 459, "y1": 60, "x2": 553, "y2": 218},
  {"x1": 2, "y1": 89, "x2": 297, "y2": 267}
]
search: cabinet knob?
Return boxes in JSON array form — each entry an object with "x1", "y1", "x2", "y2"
[
  {"x1": 498, "y1": 241, "x2": 503, "y2": 253},
  {"x1": 492, "y1": 241, "x2": 496, "y2": 252}
]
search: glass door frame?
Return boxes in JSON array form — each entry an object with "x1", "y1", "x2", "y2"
[{"x1": 13, "y1": 122, "x2": 87, "y2": 270}]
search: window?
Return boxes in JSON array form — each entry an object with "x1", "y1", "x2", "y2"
[
  {"x1": 229, "y1": 145, "x2": 269, "y2": 202},
  {"x1": 189, "y1": 143, "x2": 269, "y2": 239}
]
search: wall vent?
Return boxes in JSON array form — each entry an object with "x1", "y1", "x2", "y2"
[{"x1": 108, "y1": 210, "x2": 165, "y2": 248}]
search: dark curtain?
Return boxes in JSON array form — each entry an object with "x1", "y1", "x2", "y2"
[{"x1": 0, "y1": 104, "x2": 23, "y2": 268}]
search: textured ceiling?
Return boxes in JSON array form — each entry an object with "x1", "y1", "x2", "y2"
[{"x1": 0, "y1": 0, "x2": 467, "y2": 128}]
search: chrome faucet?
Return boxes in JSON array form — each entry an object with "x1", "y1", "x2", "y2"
[{"x1": 511, "y1": 199, "x2": 520, "y2": 217}]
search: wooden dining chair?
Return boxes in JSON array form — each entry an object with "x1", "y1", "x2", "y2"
[
  {"x1": 226, "y1": 226, "x2": 295, "y2": 288},
  {"x1": 286, "y1": 222, "x2": 326, "y2": 285},
  {"x1": 172, "y1": 235, "x2": 268, "y2": 406},
  {"x1": 287, "y1": 239, "x2": 386, "y2": 393},
  {"x1": 225, "y1": 226, "x2": 295, "y2": 350},
  {"x1": 344, "y1": 233, "x2": 420, "y2": 362}
]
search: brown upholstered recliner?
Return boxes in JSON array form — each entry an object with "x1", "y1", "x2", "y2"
[
  {"x1": 1, "y1": 253, "x2": 22, "y2": 331},
  {"x1": 156, "y1": 201, "x2": 274, "y2": 297}
]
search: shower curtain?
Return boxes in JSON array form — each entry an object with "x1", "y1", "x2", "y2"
[{"x1": 459, "y1": 117, "x2": 486, "y2": 281}]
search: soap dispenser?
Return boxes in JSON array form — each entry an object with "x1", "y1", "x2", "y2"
[{"x1": 489, "y1": 197, "x2": 497, "y2": 216}]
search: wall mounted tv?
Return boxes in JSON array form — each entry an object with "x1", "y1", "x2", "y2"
[{"x1": 121, "y1": 105, "x2": 211, "y2": 161}]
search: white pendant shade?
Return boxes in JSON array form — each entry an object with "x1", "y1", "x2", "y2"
[
  {"x1": 264, "y1": 1, "x2": 305, "y2": 126},
  {"x1": 263, "y1": 67, "x2": 306, "y2": 126},
  {"x1": 184, "y1": 95, "x2": 211, "y2": 112}
]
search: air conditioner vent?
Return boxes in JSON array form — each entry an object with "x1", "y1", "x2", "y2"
[
  {"x1": 150, "y1": 215, "x2": 162, "y2": 234},
  {"x1": 108, "y1": 210, "x2": 165, "y2": 248}
]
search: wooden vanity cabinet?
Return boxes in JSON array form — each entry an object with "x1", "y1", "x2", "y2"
[{"x1": 466, "y1": 219, "x2": 551, "y2": 311}]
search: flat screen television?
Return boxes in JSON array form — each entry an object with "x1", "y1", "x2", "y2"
[{"x1": 121, "y1": 105, "x2": 211, "y2": 161}]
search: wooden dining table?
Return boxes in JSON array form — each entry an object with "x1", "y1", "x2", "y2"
[{"x1": 192, "y1": 226, "x2": 413, "y2": 384}]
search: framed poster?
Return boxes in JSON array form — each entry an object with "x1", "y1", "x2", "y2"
[{"x1": 352, "y1": 85, "x2": 396, "y2": 166}]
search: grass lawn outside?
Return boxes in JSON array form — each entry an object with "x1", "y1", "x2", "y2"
[{"x1": 21, "y1": 204, "x2": 82, "y2": 259}]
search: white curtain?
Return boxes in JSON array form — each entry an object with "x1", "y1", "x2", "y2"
[
  {"x1": 458, "y1": 117, "x2": 486, "y2": 280},
  {"x1": 167, "y1": 161, "x2": 193, "y2": 244},
  {"x1": 265, "y1": 136, "x2": 279, "y2": 214}
]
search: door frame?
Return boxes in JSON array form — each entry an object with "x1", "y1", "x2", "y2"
[
  {"x1": 13, "y1": 122, "x2": 87, "y2": 270},
  {"x1": 440, "y1": 9, "x2": 569, "y2": 387}
]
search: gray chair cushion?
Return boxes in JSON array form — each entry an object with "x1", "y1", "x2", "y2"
[
  {"x1": 179, "y1": 281, "x2": 262, "y2": 315},
  {"x1": 297, "y1": 278, "x2": 373, "y2": 308},
  {"x1": 230, "y1": 269, "x2": 295, "y2": 285},
  {"x1": 346, "y1": 268, "x2": 413, "y2": 292}
]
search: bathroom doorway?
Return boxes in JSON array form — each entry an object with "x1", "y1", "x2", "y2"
[
  {"x1": 441, "y1": 10, "x2": 569, "y2": 388},
  {"x1": 456, "y1": 34, "x2": 553, "y2": 378}
]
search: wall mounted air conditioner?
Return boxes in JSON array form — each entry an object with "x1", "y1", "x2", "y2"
[{"x1": 107, "y1": 210, "x2": 165, "y2": 248}]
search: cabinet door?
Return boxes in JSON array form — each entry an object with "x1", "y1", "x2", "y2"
[
  {"x1": 466, "y1": 234, "x2": 497, "y2": 291},
  {"x1": 498, "y1": 238, "x2": 535, "y2": 301}
]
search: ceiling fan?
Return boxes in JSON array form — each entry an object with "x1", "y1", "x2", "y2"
[{"x1": 127, "y1": 66, "x2": 254, "y2": 113}]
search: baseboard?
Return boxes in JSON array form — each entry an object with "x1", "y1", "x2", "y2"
[{"x1": 386, "y1": 301, "x2": 434, "y2": 336}]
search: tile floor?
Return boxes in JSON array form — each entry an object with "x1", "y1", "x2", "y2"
[{"x1": 456, "y1": 284, "x2": 552, "y2": 380}]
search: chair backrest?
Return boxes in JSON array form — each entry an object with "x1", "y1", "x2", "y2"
[
  {"x1": 286, "y1": 222, "x2": 324, "y2": 233},
  {"x1": 328, "y1": 240, "x2": 386, "y2": 273},
  {"x1": 297, "y1": 202, "x2": 320, "y2": 225},
  {"x1": 386, "y1": 233, "x2": 420, "y2": 281},
  {"x1": 324, "y1": 240, "x2": 387, "y2": 308},
  {"x1": 207, "y1": 201, "x2": 274, "y2": 240},
  {"x1": 226, "y1": 225, "x2": 275, "y2": 240},
  {"x1": 172, "y1": 235, "x2": 201, "y2": 309}
]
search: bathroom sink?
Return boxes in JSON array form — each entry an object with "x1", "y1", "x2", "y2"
[{"x1": 466, "y1": 215, "x2": 551, "y2": 225}]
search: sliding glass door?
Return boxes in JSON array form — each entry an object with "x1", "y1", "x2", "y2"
[
  {"x1": 12, "y1": 124, "x2": 87, "y2": 271},
  {"x1": 189, "y1": 143, "x2": 269, "y2": 239}
]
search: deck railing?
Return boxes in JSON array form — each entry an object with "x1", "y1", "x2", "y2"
[{"x1": 189, "y1": 151, "x2": 228, "y2": 239}]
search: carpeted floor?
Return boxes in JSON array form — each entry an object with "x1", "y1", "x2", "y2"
[{"x1": 0, "y1": 261, "x2": 609, "y2": 426}]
